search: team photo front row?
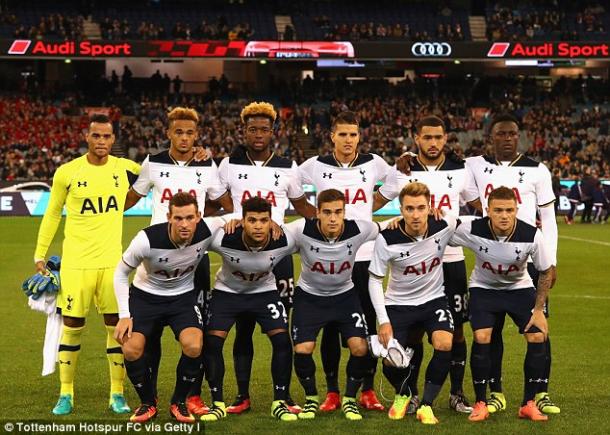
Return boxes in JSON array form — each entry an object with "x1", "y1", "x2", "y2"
[{"x1": 114, "y1": 184, "x2": 551, "y2": 424}]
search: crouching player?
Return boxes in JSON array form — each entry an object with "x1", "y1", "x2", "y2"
[
  {"x1": 283, "y1": 189, "x2": 380, "y2": 420},
  {"x1": 368, "y1": 182, "x2": 457, "y2": 425},
  {"x1": 113, "y1": 193, "x2": 227, "y2": 422},
  {"x1": 449, "y1": 186, "x2": 553, "y2": 422}
]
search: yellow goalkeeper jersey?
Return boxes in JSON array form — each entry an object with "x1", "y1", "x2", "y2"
[{"x1": 34, "y1": 154, "x2": 140, "y2": 269}]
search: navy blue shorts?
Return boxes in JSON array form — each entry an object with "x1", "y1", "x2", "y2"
[
  {"x1": 443, "y1": 260, "x2": 469, "y2": 326},
  {"x1": 291, "y1": 287, "x2": 368, "y2": 344},
  {"x1": 387, "y1": 297, "x2": 454, "y2": 346},
  {"x1": 129, "y1": 286, "x2": 203, "y2": 340},
  {"x1": 469, "y1": 287, "x2": 541, "y2": 334},
  {"x1": 206, "y1": 289, "x2": 288, "y2": 333}
]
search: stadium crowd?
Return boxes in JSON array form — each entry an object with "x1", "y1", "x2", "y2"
[
  {"x1": 320, "y1": 22, "x2": 464, "y2": 42},
  {"x1": 2, "y1": 75, "x2": 609, "y2": 182},
  {"x1": 12, "y1": 13, "x2": 84, "y2": 40}
]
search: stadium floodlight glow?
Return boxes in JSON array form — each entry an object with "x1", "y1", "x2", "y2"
[
  {"x1": 411, "y1": 42, "x2": 452, "y2": 57},
  {"x1": 505, "y1": 60, "x2": 538, "y2": 66},
  {"x1": 259, "y1": 59, "x2": 267, "y2": 64}
]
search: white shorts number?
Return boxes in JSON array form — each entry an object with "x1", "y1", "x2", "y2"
[{"x1": 267, "y1": 302, "x2": 288, "y2": 321}]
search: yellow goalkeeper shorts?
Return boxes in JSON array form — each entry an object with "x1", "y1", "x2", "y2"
[{"x1": 58, "y1": 267, "x2": 118, "y2": 318}]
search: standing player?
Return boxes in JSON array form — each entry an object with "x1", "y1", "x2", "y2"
[
  {"x1": 463, "y1": 114, "x2": 559, "y2": 414},
  {"x1": 217, "y1": 101, "x2": 316, "y2": 414},
  {"x1": 202, "y1": 197, "x2": 298, "y2": 422},
  {"x1": 298, "y1": 111, "x2": 392, "y2": 411},
  {"x1": 450, "y1": 187, "x2": 553, "y2": 422},
  {"x1": 33, "y1": 114, "x2": 140, "y2": 415},
  {"x1": 124, "y1": 107, "x2": 232, "y2": 416},
  {"x1": 565, "y1": 177, "x2": 581, "y2": 225},
  {"x1": 114, "y1": 193, "x2": 227, "y2": 422},
  {"x1": 369, "y1": 182, "x2": 457, "y2": 425},
  {"x1": 283, "y1": 189, "x2": 381, "y2": 421},
  {"x1": 372, "y1": 115, "x2": 473, "y2": 413}
]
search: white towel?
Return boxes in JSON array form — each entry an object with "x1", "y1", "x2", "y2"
[{"x1": 28, "y1": 293, "x2": 63, "y2": 376}]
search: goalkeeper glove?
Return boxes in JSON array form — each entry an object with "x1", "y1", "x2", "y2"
[{"x1": 22, "y1": 273, "x2": 51, "y2": 300}]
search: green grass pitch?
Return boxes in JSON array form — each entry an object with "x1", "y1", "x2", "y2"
[{"x1": 1, "y1": 217, "x2": 609, "y2": 434}]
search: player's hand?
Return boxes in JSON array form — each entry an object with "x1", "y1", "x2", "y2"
[
  {"x1": 114, "y1": 318, "x2": 133, "y2": 344},
  {"x1": 549, "y1": 265, "x2": 557, "y2": 288},
  {"x1": 396, "y1": 152, "x2": 417, "y2": 176},
  {"x1": 378, "y1": 322, "x2": 394, "y2": 349},
  {"x1": 524, "y1": 309, "x2": 548, "y2": 340},
  {"x1": 429, "y1": 207, "x2": 445, "y2": 220},
  {"x1": 224, "y1": 219, "x2": 242, "y2": 234},
  {"x1": 270, "y1": 221, "x2": 284, "y2": 240},
  {"x1": 386, "y1": 217, "x2": 403, "y2": 230},
  {"x1": 193, "y1": 147, "x2": 211, "y2": 162},
  {"x1": 35, "y1": 260, "x2": 47, "y2": 275}
]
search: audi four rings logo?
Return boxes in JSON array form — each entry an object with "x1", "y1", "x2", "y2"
[{"x1": 411, "y1": 42, "x2": 452, "y2": 57}]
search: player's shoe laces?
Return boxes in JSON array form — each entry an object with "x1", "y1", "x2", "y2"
[
  {"x1": 129, "y1": 404, "x2": 157, "y2": 423},
  {"x1": 186, "y1": 395, "x2": 209, "y2": 416},
  {"x1": 468, "y1": 401, "x2": 490, "y2": 422},
  {"x1": 319, "y1": 392, "x2": 341, "y2": 412},
  {"x1": 342, "y1": 397, "x2": 363, "y2": 420},
  {"x1": 52, "y1": 394, "x2": 73, "y2": 415},
  {"x1": 285, "y1": 397, "x2": 302, "y2": 414},
  {"x1": 388, "y1": 394, "x2": 410, "y2": 420},
  {"x1": 416, "y1": 405, "x2": 439, "y2": 424},
  {"x1": 271, "y1": 400, "x2": 298, "y2": 421},
  {"x1": 298, "y1": 396, "x2": 319, "y2": 420},
  {"x1": 109, "y1": 393, "x2": 131, "y2": 414},
  {"x1": 170, "y1": 402, "x2": 195, "y2": 423},
  {"x1": 226, "y1": 395, "x2": 250, "y2": 414},
  {"x1": 200, "y1": 401, "x2": 226, "y2": 421},
  {"x1": 449, "y1": 393, "x2": 473, "y2": 413},
  {"x1": 487, "y1": 392, "x2": 506, "y2": 413},
  {"x1": 535, "y1": 393, "x2": 560, "y2": 414},
  {"x1": 407, "y1": 395, "x2": 420, "y2": 415},
  {"x1": 519, "y1": 400, "x2": 549, "y2": 421},
  {"x1": 359, "y1": 390, "x2": 384, "y2": 411}
]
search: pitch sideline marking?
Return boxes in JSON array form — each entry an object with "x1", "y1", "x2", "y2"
[
  {"x1": 559, "y1": 235, "x2": 610, "y2": 247},
  {"x1": 554, "y1": 294, "x2": 610, "y2": 300}
]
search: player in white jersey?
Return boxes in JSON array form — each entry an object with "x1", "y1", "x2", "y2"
[
  {"x1": 282, "y1": 189, "x2": 380, "y2": 421},
  {"x1": 298, "y1": 111, "x2": 392, "y2": 411},
  {"x1": 369, "y1": 182, "x2": 457, "y2": 425},
  {"x1": 113, "y1": 193, "x2": 226, "y2": 423},
  {"x1": 372, "y1": 116, "x2": 473, "y2": 414},
  {"x1": 202, "y1": 197, "x2": 299, "y2": 422},
  {"x1": 124, "y1": 107, "x2": 232, "y2": 416},
  {"x1": 216, "y1": 102, "x2": 316, "y2": 414},
  {"x1": 463, "y1": 113, "x2": 559, "y2": 414},
  {"x1": 449, "y1": 187, "x2": 554, "y2": 422}
]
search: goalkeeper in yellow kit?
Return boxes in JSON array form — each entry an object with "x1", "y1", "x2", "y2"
[{"x1": 34, "y1": 114, "x2": 140, "y2": 415}]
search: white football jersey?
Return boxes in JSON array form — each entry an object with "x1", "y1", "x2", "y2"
[
  {"x1": 299, "y1": 153, "x2": 391, "y2": 261},
  {"x1": 283, "y1": 218, "x2": 379, "y2": 297},
  {"x1": 132, "y1": 150, "x2": 226, "y2": 225},
  {"x1": 378, "y1": 156, "x2": 469, "y2": 262},
  {"x1": 218, "y1": 152, "x2": 304, "y2": 224},
  {"x1": 369, "y1": 215, "x2": 458, "y2": 306},
  {"x1": 209, "y1": 228, "x2": 296, "y2": 295},
  {"x1": 464, "y1": 154, "x2": 555, "y2": 226},
  {"x1": 450, "y1": 217, "x2": 552, "y2": 290},
  {"x1": 122, "y1": 218, "x2": 225, "y2": 296}
]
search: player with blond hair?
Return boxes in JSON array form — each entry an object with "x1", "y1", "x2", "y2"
[
  {"x1": 124, "y1": 106, "x2": 232, "y2": 416},
  {"x1": 215, "y1": 101, "x2": 316, "y2": 415}
]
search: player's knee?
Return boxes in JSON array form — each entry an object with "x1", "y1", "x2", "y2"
[
  {"x1": 63, "y1": 316, "x2": 85, "y2": 328},
  {"x1": 473, "y1": 328, "x2": 492, "y2": 344},
  {"x1": 123, "y1": 342, "x2": 144, "y2": 361},
  {"x1": 294, "y1": 342, "x2": 315, "y2": 354},
  {"x1": 348, "y1": 338, "x2": 368, "y2": 357},
  {"x1": 432, "y1": 332, "x2": 453, "y2": 351},
  {"x1": 103, "y1": 313, "x2": 119, "y2": 326},
  {"x1": 525, "y1": 332, "x2": 545, "y2": 343},
  {"x1": 269, "y1": 331, "x2": 291, "y2": 351}
]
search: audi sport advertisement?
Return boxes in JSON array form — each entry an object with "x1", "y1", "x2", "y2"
[{"x1": 3, "y1": 39, "x2": 610, "y2": 60}]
